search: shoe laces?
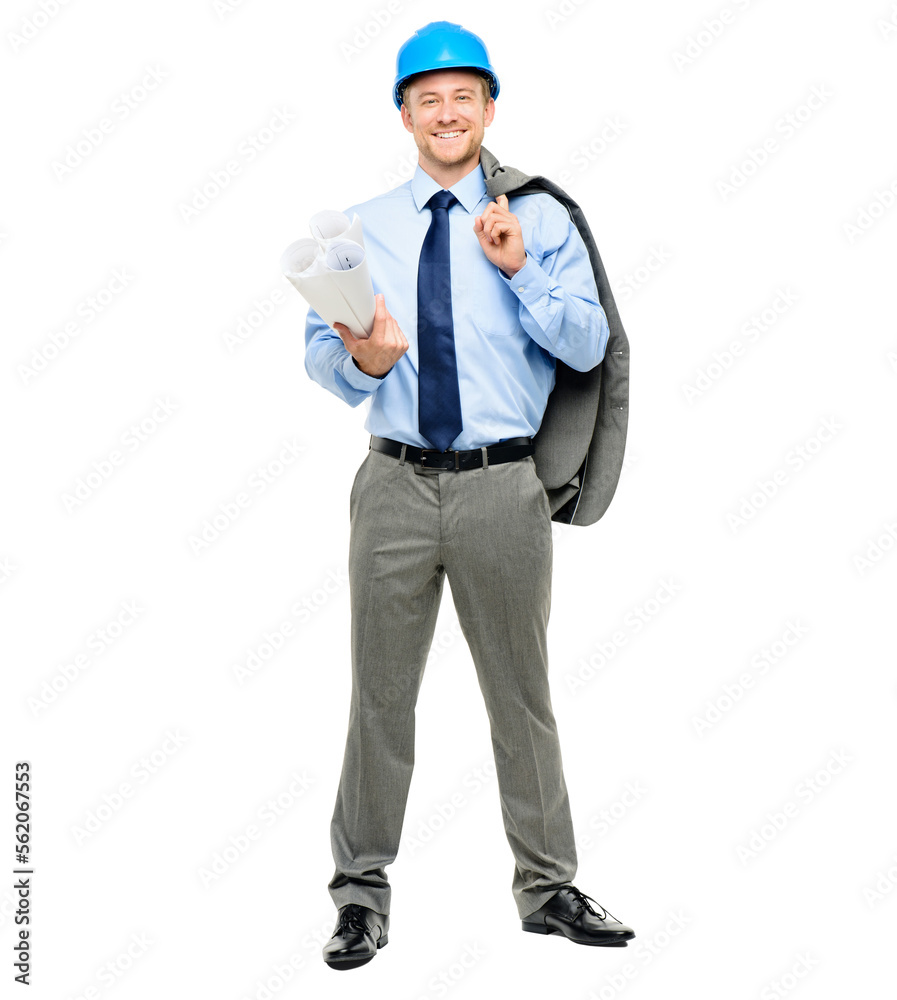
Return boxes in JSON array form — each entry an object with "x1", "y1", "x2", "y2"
[
  {"x1": 336, "y1": 903, "x2": 369, "y2": 936},
  {"x1": 562, "y1": 885, "x2": 620, "y2": 923}
]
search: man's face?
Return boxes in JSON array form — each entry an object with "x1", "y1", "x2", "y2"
[{"x1": 400, "y1": 69, "x2": 495, "y2": 173}]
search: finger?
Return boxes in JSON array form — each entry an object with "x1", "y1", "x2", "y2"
[
  {"x1": 489, "y1": 196, "x2": 510, "y2": 216},
  {"x1": 367, "y1": 294, "x2": 384, "y2": 338},
  {"x1": 482, "y1": 205, "x2": 511, "y2": 230},
  {"x1": 486, "y1": 219, "x2": 510, "y2": 244},
  {"x1": 334, "y1": 323, "x2": 358, "y2": 345},
  {"x1": 474, "y1": 217, "x2": 493, "y2": 245}
]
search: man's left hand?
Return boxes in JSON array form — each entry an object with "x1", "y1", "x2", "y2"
[{"x1": 474, "y1": 194, "x2": 526, "y2": 278}]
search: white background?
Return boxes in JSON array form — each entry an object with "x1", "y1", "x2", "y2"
[{"x1": 3, "y1": 0, "x2": 896, "y2": 997}]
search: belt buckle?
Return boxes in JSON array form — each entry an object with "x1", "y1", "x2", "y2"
[{"x1": 418, "y1": 448, "x2": 458, "y2": 472}]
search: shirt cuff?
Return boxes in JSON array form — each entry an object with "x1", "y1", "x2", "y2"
[
  {"x1": 499, "y1": 252, "x2": 550, "y2": 307},
  {"x1": 340, "y1": 352, "x2": 388, "y2": 391}
]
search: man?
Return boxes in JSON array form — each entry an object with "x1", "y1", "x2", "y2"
[{"x1": 304, "y1": 21, "x2": 635, "y2": 970}]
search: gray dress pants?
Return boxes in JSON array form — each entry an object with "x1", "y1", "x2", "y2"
[{"x1": 327, "y1": 444, "x2": 578, "y2": 920}]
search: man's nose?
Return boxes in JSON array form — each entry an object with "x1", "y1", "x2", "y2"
[{"x1": 435, "y1": 103, "x2": 458, "y2": 123}]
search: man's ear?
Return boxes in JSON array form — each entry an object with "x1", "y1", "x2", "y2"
[
  {"x1": 400, "y1": 104, "x2": 414, "y2": 133},
  {"x1": 483, "y1": 97, "x2": 495, "y2": 128}
]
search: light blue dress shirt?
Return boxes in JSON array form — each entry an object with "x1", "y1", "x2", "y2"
[{"x1": 303, "y1": 160, "x2": 609, "y2": 451}]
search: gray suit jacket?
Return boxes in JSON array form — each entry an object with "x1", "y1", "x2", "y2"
[{"x1": 479, "y1": 145, "x2": 629, "y2": 525}]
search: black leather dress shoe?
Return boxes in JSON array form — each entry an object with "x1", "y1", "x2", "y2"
[
  {"x1": 522, "y1": 885, "x2": 635, "y2": 946},
  {"x1": 322, "y1": 903, "x2": 389, "y2": 970}
]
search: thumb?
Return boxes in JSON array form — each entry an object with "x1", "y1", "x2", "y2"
[{"x1": 497, "y1": 193, "x2": 509, "y2": 208}]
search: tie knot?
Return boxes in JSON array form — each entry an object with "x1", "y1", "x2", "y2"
[{"x1": 427, "y1": 190, "x2": 457, "y2": 212}]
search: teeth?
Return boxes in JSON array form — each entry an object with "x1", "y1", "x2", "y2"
[{"x1": 435, "y1": 131, "x2": 463, "y2": 138}]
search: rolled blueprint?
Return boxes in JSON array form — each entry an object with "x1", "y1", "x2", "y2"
[{"x1": 280, "y1": 210, "x2": 375, "y2": 339}]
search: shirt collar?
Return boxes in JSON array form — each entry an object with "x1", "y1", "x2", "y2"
[{"x1": 411, "y1": 160, "x2": 488, "y2": 215}]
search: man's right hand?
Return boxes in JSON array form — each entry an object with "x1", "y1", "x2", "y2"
[{"x1": 333, "y1": 293, "x2": 408, "y2": 378}]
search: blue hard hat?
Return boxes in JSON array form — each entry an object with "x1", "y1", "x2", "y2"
[{"x1": 393, "y1": 21, "x2": 499, "y2": 110}]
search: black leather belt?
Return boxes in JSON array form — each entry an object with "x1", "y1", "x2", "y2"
[{"x1": 370, "y1": 435, "x2": 534, "y2": 471}]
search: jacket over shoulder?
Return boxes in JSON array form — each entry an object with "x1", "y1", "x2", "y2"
[{"x1": 479, "y1": 144, "x2": 630, "y2": 526}]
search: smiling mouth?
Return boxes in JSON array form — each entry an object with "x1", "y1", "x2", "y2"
[{"x1": 433, "y1": 130, "x2": 466, "y2": 140}]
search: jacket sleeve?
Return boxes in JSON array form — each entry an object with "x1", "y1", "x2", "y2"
[
  {"x1": 497, "y1": 195, "x2": 609, "y2": 372},
  {"x1": 303, "y1": 308, "x2": 386, "y2": 406}
]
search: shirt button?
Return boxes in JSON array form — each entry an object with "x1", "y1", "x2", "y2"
[{"x1": 517, "y1": 285, "x2": 525, "y2": 293}]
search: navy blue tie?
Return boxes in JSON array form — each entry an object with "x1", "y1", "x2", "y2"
[{"x1": 418, "y1": 189, "x2": 462, "y2": 452}]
